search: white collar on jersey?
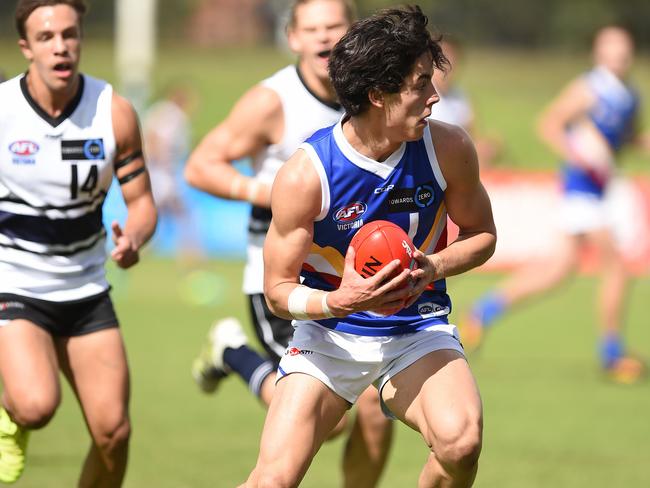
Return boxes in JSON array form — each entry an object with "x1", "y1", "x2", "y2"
[{"x1": 333, "y1": 118, "x2": 406, "y2": 180}]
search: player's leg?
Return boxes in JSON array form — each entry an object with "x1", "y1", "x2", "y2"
[
  {"x1": 342, "y1": 385, "x2": 393, "y2": 488},
  {"x1": 247, "y1": 294, "x2": 348, "y2": 438},
  {"x1": 192, "y1": 294, "x2": 284, "y2": 403},
  {"x1": 382, "y1": 349, "x2": 482, "y2": 488},
  {"x1": 0, "y1": 317, "x2": 61, "y2": 483},
  {"x1": 586, "y1": 228, "x2": 644, "y2": 381},
  {"x1": 57, "y1": 325, "x2": 130, "y2": 488},
  {"x1": 461, "y1": 232, "x2": 579, "y2": 350},
  {"x1": 245, "y1": 373, "x2": 350, "y2": 488}
]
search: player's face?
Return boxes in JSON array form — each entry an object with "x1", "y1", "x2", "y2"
[
  {"x1": 19, "y1": 5, "x2": 82, "y2": 92},
  {"x1": 593, "y1": 28, "x2": 634, "y2": 78},
  {"x1": 384, "y1": 53, "x2": 439, "y2": 141},
  {"x1": 288, "y1": 0, "x2": 350, "y2": 80}
]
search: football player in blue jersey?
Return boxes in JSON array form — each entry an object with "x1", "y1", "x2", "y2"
[
  {"x1": 461, "y1": 26, "x2": 648, "y2": 384},
  {"x1": 243, "y1": 6, "x2": 496, "y2": 487},
  {"x1": 186, "y1": 1, "x2": 394, "y2": 486},
  {"x1": 0, "y1": 1, "x2": 156, "y2": 484}
]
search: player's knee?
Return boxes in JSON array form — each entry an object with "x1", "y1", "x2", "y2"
[
  {"x1": 91, "y1": 412, "x2": 131, "y2": 454},
  {"x1": 9, "y1": 392, "x2": 59, "y2": 429},
  {"x1": 432, "y1": 414, "x2": 482, "y2": 474}
]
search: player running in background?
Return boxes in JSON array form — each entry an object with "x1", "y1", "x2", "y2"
[
  {"x1": 185, "y1": 1, "x2": 393, "y2": 486},
  {"x1": 0, "y1": 1, "x2": 157, "y2": 485},
  {"x1": 429, "y1": 37, "x2": 501, "y2": 170},
  {"x1": 244, "y1": 6, "x2": 496, "y2": 487},
  {"x1": 461, "y1": 26, "x2": 647, "y2": 383}
]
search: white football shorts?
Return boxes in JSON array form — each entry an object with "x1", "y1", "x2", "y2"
[
  {"x1": 560, "y1": 191, "x2": 610, "y2": 235},
  {"x1": 276, "y1": 321, "x2": 464, "y2": 419}
]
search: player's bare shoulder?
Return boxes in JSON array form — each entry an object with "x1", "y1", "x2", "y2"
[
  {"x1": 111, "y1": 91, "x2": 142, "y2": 155},
  {"x1": 227, "y1": 83, "x2": 284, "y2": 144},
  {"x1": 427, "y1": 119, "x2": 479, "y2": 183},
  {"x1": 271, "y1": 147, "x2": 322, "y2": 220}
]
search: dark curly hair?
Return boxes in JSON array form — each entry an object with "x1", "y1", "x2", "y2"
[{"x1": 329, "y1": 5, "x2": 448, "y2": 116}]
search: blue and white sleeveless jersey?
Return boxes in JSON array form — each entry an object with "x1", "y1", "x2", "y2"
[
  {"x1": 0, "y1": 74, "x2": 116, "y2": 301},
  {"x1": 563, "y1": 66, "x2": 639, "y2": 196},
  {"x1": 298, "y1": 120, "x2": 451, "y2": 336}
]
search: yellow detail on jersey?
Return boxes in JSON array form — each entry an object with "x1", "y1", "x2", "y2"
[
  {"x1": 306, "y1": 243, "x2": 345, "y2": 277},
  {"x1": 419, "y1": 202, "x2": 447, "y2": 254}
]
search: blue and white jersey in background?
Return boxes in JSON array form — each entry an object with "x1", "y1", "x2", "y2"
[
  {"x1": 562, "y1": 66, "x2": 639, "y2": 196},
  {"x1": 0, "y1": 74, "x2": 116, "y2": 301},
  {"x1": 299, "y1": 120, "x2": 450, "y2": 336}
]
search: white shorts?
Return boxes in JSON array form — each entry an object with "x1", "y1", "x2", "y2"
[
  {"x1": 276, "y1": 321, "x2": 464, "y2": 419},
  {"x1": 560, "y1": 192, "x2": 610, "y2": 235}
]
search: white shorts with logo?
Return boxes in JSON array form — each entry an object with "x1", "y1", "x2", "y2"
[{"x1": 276, "y1": 321, "x2": 464, "y2": 419}]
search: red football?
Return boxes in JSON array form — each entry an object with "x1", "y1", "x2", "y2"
[{"x1": 349, "y1": 220, "x2": 417, "y2": 279}]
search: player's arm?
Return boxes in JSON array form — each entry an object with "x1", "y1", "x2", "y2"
[
  {"x1": 264, "y1": 151, "x2": 411, "y2": 320},
  {"x1": 537, "y1": 78, "x2": 595, "y2": 161},
  {"x1": 111, "y1": 92, "x2": 157, "y2": 269},
  {"x1": 184, "y1": 86, "x2": 283, "y2": 208},
  {"x1": 407, "y1": 123, "x2": 496, "y2": 303}
]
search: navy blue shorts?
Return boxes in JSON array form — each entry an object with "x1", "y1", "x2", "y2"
[{"x1": 0, "y1": 291, "x2": 119, "y2": 337}]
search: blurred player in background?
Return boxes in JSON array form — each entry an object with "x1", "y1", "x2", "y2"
[
  {"x1": 143, "y1": 82, "x2": 194, "y2": 221},
  {"x1": 0, "y1": 0, "x2": 157, "y2": 484},
  {"x1": 244, "y1": 6, "x2": 496, "y2": 487},
  {"x1": 185, "y1": 1, "x2": 393, "y2": 486},
  {"x1": 429, "y1": 37, "x2": 501, "y2": 170},
  {"x1": 461, "y1": 26, "x2": 647, "y2": 383},
  {"x1": 143, "y1": 82, "x2": 200, "y2": 256}
]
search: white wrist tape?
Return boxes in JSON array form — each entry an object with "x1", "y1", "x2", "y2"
[
  {"x1": 246, "y1": 180, "x2": 261, "y2": 204},
  {"x1": 229, "y1": 176, "x2": 243, "y2": 200},
  {"x1": 288, "y1": 285, "x2": 315, "y2": 320},
  {"x1": 321, "y1": 292, "x2": 335, "y2": 318}
]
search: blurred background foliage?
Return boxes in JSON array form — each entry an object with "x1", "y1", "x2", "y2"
[{"x1": 1, "y1": 0, "x2": 650, "y2": 49}]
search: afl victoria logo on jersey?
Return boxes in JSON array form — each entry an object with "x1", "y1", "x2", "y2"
[
  {"x1": 333, "y1": 201, "x2": 366, "y2": 231},
  {"x1": 9, "y1": 140, "x2": 39, "y2": 164}
]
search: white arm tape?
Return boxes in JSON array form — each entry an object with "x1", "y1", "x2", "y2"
[
  {"x1": 229, "y1": 175, "x2": 243, "y2": 200},
  {"x1": 288, "y1": 285, "x2": 316, "y2": 320},
  {"x1": 246, "y1": 180, "x2": 261, "y2": 204},
  {"x1": 321, "y1": 292, "x2": 335, "y2": 318}
]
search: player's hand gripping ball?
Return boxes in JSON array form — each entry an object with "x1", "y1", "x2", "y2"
[
  {"x1": 350, "y1": 220, "x2": 417, "y2": 279},
  {"x1": 349, "y1": 220, "x2": 417, "y2": 315}
]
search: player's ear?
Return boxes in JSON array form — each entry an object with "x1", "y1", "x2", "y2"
[
  {"x1": 368, "y1": 88, "x2": 384, "y2": 108},
  {"x1": 287, "y1": 27, "x2": 301, "y2": 54},
  {"x1": 18, "y1": 38, "x2": 34, "y2": 62}
]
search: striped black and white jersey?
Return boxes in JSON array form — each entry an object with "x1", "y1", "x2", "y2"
[
  {"x1": 0, "y1": 74, "x2": 116, "y2": 301},
  {"x1": 243, "y1": 65, "x2": 343, "y2": 295}
]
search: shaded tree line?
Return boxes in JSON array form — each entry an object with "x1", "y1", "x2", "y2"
[{"x1": 1, "y1": 0, "x2": 649, "y2": 49}]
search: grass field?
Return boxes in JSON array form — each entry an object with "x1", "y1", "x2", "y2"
[
  {"x1": 2, "y1": 40, "x2": 650, "y2": 486},
  {"x1": 10, "y1": 258, "x2": 650, "y2": 487}
]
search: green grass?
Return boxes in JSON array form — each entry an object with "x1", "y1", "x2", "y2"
[
  {"x1": 2, "y1": 40, "x2": 650, "y2": 486},
  {"x1": 10, "y1": 259, "x2": 650, "y2": 487}
]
